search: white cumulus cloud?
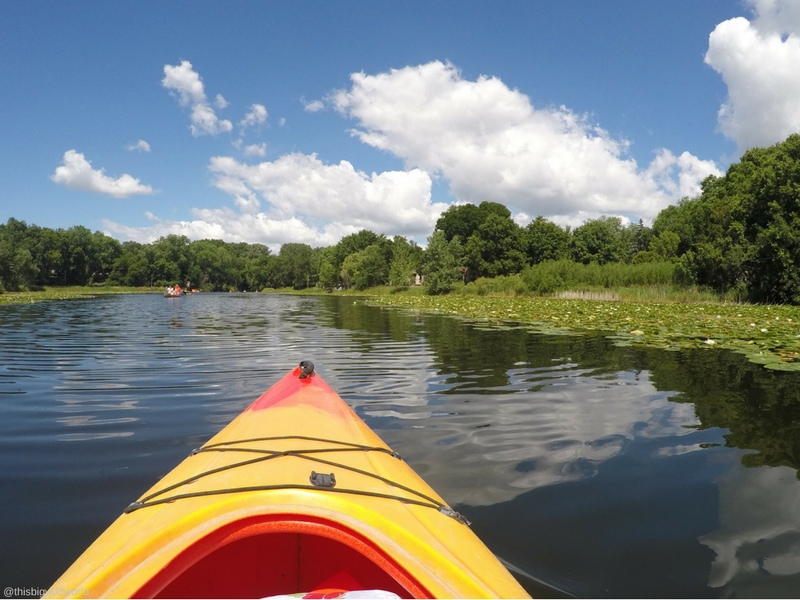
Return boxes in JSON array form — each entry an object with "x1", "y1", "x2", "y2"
[
  {"x1": 243, "y1": 143, "x2": 266, "y2": 157},
  {"x1": 240, "y1": 103, "x2": 268, "y2": 131},
  {"x1": 706, "y1": 0, "x2": 800, "y2": 152},
  {"x1": 114, "y1": 60, "x2": 726, "y2": 246},
  {"x1": 126, "y1": 140, "x2": 151, "y2": 152},
  {"x1": 162, "y1": 60, "x2": 233, "y2": 136},
  {"x1": 51, "y1": 150, "x2": 154, "y2": 198},
  {"x1": 103, "y1": 208, "x2": 359, "y2": 250},
  {"x1": 645, "y1": 149, "x2": 721, "y2": 200},
  {"x1": 215, "y1": 94, "x2": 229, "y2": 109},
  {"x1": 331, "y1": 61, "x2": 719, "y2": 223},
  {"x1": 303, "y1": 99, "x2": 325, "y2": 113},
  {"x1": 208, "y1": 152, "x2": 443, "y2": 235},
  {"x1": 104, "y1": 152, "x2": 444, "y2": 247}
]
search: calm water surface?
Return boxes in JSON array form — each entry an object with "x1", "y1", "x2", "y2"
[{"x1": 2, "y1": 293, "x2": 800, "y2": 598}]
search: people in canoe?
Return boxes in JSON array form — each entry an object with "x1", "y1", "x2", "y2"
[{"x1": 164, "y1": 284, "x2": 184, "y2": 297}]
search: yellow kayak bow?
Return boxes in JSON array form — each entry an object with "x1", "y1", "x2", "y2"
[{"x1": 50, "y1": 362, "x2": 530, "y2": 599}]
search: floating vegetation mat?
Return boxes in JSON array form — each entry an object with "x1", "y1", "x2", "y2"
[
  {"x1": 367, "y1": 295, "x2": 800, "y2": 372},
  {"x1": 0, "y1": 287, "x2": 160, "y2": 306}
]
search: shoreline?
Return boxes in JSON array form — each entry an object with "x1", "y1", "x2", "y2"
[{"x1": 0, "y1": 286, "x2": 162, "y2": 306}]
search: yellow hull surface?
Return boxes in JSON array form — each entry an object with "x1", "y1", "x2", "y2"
[{"x1": 50, "y1": 363, "x2": 530, "y2": 599}]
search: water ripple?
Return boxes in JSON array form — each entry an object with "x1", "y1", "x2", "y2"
[{"x1": 3, "y1": 292, "x2": 791, "y2": 598}]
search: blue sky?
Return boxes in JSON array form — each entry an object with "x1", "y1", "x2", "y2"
[{"x1": 3, "y1": 0, "x2": 799, "y2": 248}]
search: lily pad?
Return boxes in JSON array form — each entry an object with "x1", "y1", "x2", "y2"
[{"x1": 366, "y1": 294, "x2": 800, "y2": 372}]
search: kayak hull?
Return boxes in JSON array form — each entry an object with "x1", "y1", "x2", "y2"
[{"x1": 49, "y1": 365, "x2": 530, "y2": 599}]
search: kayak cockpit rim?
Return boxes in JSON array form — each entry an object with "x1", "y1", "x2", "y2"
[{"x1": 131, "y1": 512, "x2": 433, "y2": 599}]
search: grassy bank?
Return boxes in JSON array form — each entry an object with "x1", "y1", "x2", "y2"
[
  {"x1": 449, "y1": 263, "x2": 748, "y2": 304},
  {"x1": 0, "y1": 286, "x2": 162, "y2": 306}
]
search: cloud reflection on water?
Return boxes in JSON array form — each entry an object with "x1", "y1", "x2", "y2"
[
  {"x1": 380, "y1": 366, "x2": 701, "y2": 507},
  {"x1": 700, "y1": 462, "x2": 800, "y2": 594}
]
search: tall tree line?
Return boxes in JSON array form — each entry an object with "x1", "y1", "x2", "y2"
[
  {"x1": 4, "y1": 133, "x2": 800, "y2": 302},
  {"x1": 0, "y1": 220, "x2": 121, "y2": 291},
  {"x1": 0, "y1": 223, "x2": 426, "y2": 293}
]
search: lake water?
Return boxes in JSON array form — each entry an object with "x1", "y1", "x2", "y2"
[{"x1": 2, "y1": 293, "x2": 800, "y2": 598}]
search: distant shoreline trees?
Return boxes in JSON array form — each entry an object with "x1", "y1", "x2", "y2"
[{"x1": 4, "y1": 134, "x2": 800, "y2": 303}]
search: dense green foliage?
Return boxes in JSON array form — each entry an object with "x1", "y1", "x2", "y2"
[
  {"x1": 422, "y1": 231, "x2": 463, "y2": 295},
  {"x1": 5, "y1": 133, "x2": 800, "y2": 301},
  {"x1": 652, "y1": 134, "x2": 800, "y2": 303},
  {"x1": 452, "y1": 260, "x2": 676, "y2": 297},
  {"x1": 0, "y1": 222, "x2": 427, "y2": 293},
  {"x1": 0, "y1": 219, "x2": 122, "y2": 291}
]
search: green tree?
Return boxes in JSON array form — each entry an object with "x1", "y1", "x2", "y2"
[
  {"x1": 355, "y1": 244, "x2": 389, "y2": 290},
  {"x1": 61, "y1": 226, "x2": 95, "y2": 285},
  {"x1": 242, "y1": 254, "x2": 277, "y2": 291},
  {"x1": 26, "y1": 226, "x2": 64, "y2": 286},
  {"x1": 314, "y1": 247, "x2": 338, "y2": 290},
  {"x1": 435, "y1": 201, "x2": 512, "y2": 243},
  {"x1": 734, "y1": 135, "x2": 800, "y2": 302},
  {"x1": 0, "y1": 238, "x2": 14, "y2": 291},
  {"x1": 9, "y1": 248, "x2": 39, "y2": 289},
  {"x1": 647, "y1": 137, "x2": 800, "y2": 296},
  {"x1": 225, "y1": 243, "x2": 274, "y2": 290},
  {"x1": 388, "y1": 236, "x2": 422, "y2": 286},
  {"x1": 339, "y1": 252, "x2": 360, "y2": 289},
  {"x1": 324, "y1": 230, "x2": 381, "y2": 288},
  {"x1": 423, "y1": 230, "x2": 463, "y2": 294},
  {"x1": 524, "y1": 217, "x2": 570, "y2": 264},
  {"x1": 317, "y1": 259, "x2": 338, "y2": 290},
  {"x1": 649, "y1": 231, "x2": 680, "y2": 260},
  {"x1": 435, "y1": 203, "x2": 483, "y2": 242},
  {"x1": 88, "y1": 232, "x2": 122, "y2": 283},
  {"x1": 622, "y1": 219, "x2": 653, "y2": 262},
  {"x1": 465, "y1": 213, "x2": 527, "y2": 278},
  {"x1": 570, "y1": 217, "x2": 626, "y2": 265},
  {"x1": 109, "y1": 243, "x2": 150, "y2": 287},
  {"x1": 189, "y1": 239, "x2": 239, "y2": 290},
  {"x1": 751, "y1": 214, "x2": 800, "y2": 303},
  {"x1": 476, "y1": 201, "x2": 513, "y2": 221},
  {"x1": 150, "y1": 235, "x2": 190, "y2": 285},
  {"x1": 276, "y1": 243, "x2": 314, "y2": 289},
  {"x1": 0, "y1": 218, "x2": 37, "y2": 290},
  {"x1": 333, "y1": 230, "x2": 379, "y2": 264}
]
